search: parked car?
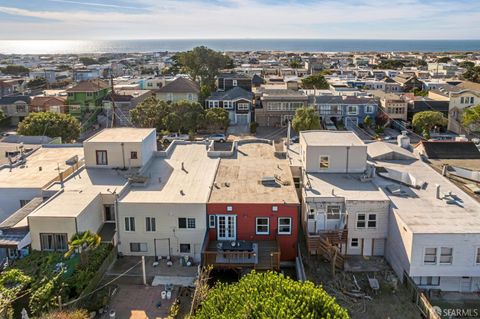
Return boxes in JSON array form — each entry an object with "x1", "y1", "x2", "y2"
[
  {"x1": 161, "y1": 133, "x2": 189, "y2": 143},
  {"x1": 207, "y1": 134, "x2": 226, "y2": 143}
]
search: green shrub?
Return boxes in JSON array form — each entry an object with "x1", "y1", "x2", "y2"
[
  {"x1": 249, "y1": 122, "x2": 259, "y2": 134},
  {"x1": 193, "y1": 271, "x2": 349, "y2": 319}
]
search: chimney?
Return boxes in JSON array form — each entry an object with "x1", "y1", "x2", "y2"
[{"x1": 441, "y1": 165, "x2": 448, "y2": 176}]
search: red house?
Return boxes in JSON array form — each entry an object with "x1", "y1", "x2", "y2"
[{"x1": 204, "y1": 141, "x2": 299, "y2": 270}]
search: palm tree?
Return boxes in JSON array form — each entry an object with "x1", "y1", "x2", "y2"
[{"x1": 64, "y1": 231, "x2": 101, "y2": 264}]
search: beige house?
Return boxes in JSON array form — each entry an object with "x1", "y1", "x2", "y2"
[
  {"x1": 155, "y1": 77, "x2": 200, "y2": 103},
  {"x1": 117, "y1": 143, "x2": 219, "y2": 262},
  {"x1": 370, "y1": 91, "x2": 408, "y2": 121}
]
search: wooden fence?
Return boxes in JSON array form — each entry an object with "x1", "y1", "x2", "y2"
[{"x1": 403, "y1": 272, "x2": 441, "y2": 319}]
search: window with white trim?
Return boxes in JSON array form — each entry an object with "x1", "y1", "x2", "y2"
[
  {"x1": 223, "y1": 101, "x2": 232, "y2": 109},
  {"x1": 356, "y1": 213, "x2": 366, "y2": 228},
  {"x1": 367, "y1": 214, "x2": 377, "y2": 228},
  {"x1": 278, "y1": 217, "x2": 292, "y2": 235},
  {"x1": 226, "y1": 206, "x2": 233, "y2": 212},
  {"x1": 232, "y1": 80, "x2": 238, "y2": 87},
  {"x1": 424, "y1": 248, "x2": 437, "y2": 264},
  {"x1": 320, "y1": 156, "x2": 329, "y2": 169},
  {"x1": 256, "y1": 217, "x2": 269, "y2": 235},
  {"x1": 146, "y1": 217, "x2": 156, "y2": 232},
  {"x1": 125, "y1": 217, "x2": 135, "y2": 232},
  {"x1": 187, "y1": 93, "x2": 193, "y2": 101},
  {"x1": 365, "y1": 105, "x2": 374, "y2": 113},
  {"x1": 476, "y1": 248, "x2": 480, "y2": 264},
  {"x1": 178, "y1": 218, "x2": 196, "y2": 229},
  {"x1": 209, "y1": 215, "x2": 216, "y2": 228},
  {"x1": 350, "y1": 238, "x2": 359, "y2": 248},
  {"x1": 237, "y1": 102, "x2": 250, "y2": 111},
  {"x1": 272, "y1": 206, "x2": 278, "y2": 212},
  {"x1": 440, "y1": 247, "x2": 453, "y2": 264},
  {"x1": 130, "y1": 242, "x2": 147, "y2": 252},
  {"x1": 180, "y1": 243, "x2": 191, "y2": 253},
  {"x1": 347, "y1": 105, "x2": 358, "y2": 115},
  {"x1": 418, "y1": 276, "x2": 440, "y2": 286}
]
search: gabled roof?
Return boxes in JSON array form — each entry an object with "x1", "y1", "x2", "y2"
[
  {"x1": 252, "y1": 74, "x2": 265, "y2": 85},
  {"x1": 30, "y1": 96, "x2": 66, "y2": 107},
  {"x1": 207, "y1": 86, "x2": 253, "y2": 101},
  {"x1": 418, "y1": 141, "x2": 480, "y2": 159},
  {"x1": 156, "y1": 77, "x2": 200, "y2": 94},
  {"x1": 455, "y1": 81, "x2": 480, "y2": 92},
  {"x1": 66, "y1": 80, "x2": 109, "y2": 93},
  {"x1": 0, "y1": 197, "x2": 43, "y2": 229}
]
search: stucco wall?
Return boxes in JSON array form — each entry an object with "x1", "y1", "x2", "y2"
[
  {"x1": 29, "y1": 216, "x2": 77, "y2": 250},
  {"x1": 303, "y1": 145, "x2": 367, "y2": 173}
]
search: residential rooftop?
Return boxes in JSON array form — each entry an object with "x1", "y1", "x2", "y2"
[
  {"x1": 86, "y1": 128, "x2": 155, "y2": 143},
  {"x1": 209, "y1": 142, "x2": 299, "y2": 204},
  {"x1": 368, "y1": 144, "x2": 480, "y2": 233},
  {"x1": 304, "y1": 173, "x2": 388, "y2": 202},
  {"x1": 301, "y1": 130, "x2": 365, "y2": 147},
  {"x1": 120, "y1": 143, "x2": 219, "y2": 204},
  {"x1": 0, "y1": 146, "x2": 84, "y2": 188},
  {"x1": 30, "y1": 167, "x2": 128, "y2": 218}
]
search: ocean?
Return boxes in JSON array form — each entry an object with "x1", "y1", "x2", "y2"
[{"x1": 1, "y1": 39, "x2": 480, "y2": 55}]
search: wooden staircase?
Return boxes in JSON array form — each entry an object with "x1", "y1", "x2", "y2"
[{"x1": 306, "y1": 228, "x2": 348, "y2": 270}]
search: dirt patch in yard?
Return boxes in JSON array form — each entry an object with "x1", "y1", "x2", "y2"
[{"x1": 300, "y1": 238, "x2": 422, "y2": 319}]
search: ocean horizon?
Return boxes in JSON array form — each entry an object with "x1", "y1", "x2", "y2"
[{"x1": 1, "y1": 39, "x2": 480, "y2": 55}]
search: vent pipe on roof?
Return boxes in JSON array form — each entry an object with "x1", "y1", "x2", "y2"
[{"x1": 435, "y1": 184, "x2": 441, "y2": 199}]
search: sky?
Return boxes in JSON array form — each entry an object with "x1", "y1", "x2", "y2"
[{"x1": 0, "y1": 0, "x2": 479, "y2": 40}]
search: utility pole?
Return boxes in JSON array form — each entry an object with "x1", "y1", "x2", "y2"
[
  {"x1": 110, "y1": 71, "x2": 116, "y2": 128},
  {"x1": 142, "y1": 256, "x2": 147, "y2": 286}
]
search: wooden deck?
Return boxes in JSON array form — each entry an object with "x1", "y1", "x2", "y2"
[{"x1": 203, "y1": 240, "x2": 280, "y2": 270}]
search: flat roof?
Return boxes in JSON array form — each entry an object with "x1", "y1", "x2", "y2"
[
  {"x1": 86, "y1": 128, "x2": 155, "y2": 143},
  {"x1": 301, "y1": 131, "x2": 365, "y2": 147},
  {"x1": 120, "y1": 144, "x2": 219, "y2": 204},
  {"x1": 0, "y1": 142, "x2": 39, "y2": 165},
  {"x1": 0, "y1": 146, "x2": 84, "y2": 188},
  {"x1": 305, "y1": 173, "x2": 388, "y2": 202},
  {"x1": 371, "y1": 157, "x2": 480, "y2": 233},
  {"x1": 209, "y1": 142, "x2": 299, "y2": 204},
  {"x1": 30, "y1": 167, "x2": 127, "y2": 218}
]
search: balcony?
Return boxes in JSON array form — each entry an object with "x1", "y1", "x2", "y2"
[{"x1": 203, "y1": 240, "x2": 280, "y2": 270}]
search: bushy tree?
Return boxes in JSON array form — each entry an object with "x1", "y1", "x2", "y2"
[
  {"x1": 193, "y1": 271, "x2": 349, "y2": 319},
  {"x1": 412, "y1": 111, "x2": 447, "y2": 136},
  {"x1": 64, "y1": 231, "x2": 101, "y2": 265},
  {"x1": 462, "y1": 104, "x2": 480, "y2": 131},
  {"x1": 17, "y1": 112, "x2": 80, "y2": 143},
  {"x1": 459, "y1": 61, "x2": 475, "y2": 69},
  {"x1": 292, "y1": 107, "x2": 321, "y2": 132},
  {"x1": 463, "y1": 66, "x2": 480, "y2": 83},
  {"x1": 130, "y1": 97, "x2": 171, "y2": 130},
  {"x1": 205, "y1": 108, "x2": 229, "y2": 131},
  {"x1": 301, "y1": 74, "x2": 329, "y2": 89},
  {"x1": 437, "y1": 57, "x2": 451, "y2": 63},
  {"x1": 0, "y1": 65, "x2": 29, "y2": 76},
  {"x1": 173, "y1": 46, "x2": 233, "y2": 90},
  {"x1": 28, "y1": 77, "x2": 48, "y2": 89}
]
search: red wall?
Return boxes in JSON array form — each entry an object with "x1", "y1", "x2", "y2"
[{"x1": 207, "y1": 203, "x2": 299, "y2": 261}]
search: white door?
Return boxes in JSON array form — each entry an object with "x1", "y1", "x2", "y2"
[
  {"x1": 217, "y1": 215, "x2": 236, "y2": 241},
  {"x1": 373, "y1": 238, "x2": 385, "y2": 256}
]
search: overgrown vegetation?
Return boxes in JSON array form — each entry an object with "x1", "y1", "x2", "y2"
[
  {"x1": 292, "y1": 107, "x2": 321, "y2": 132},
  {"x1": 0, "y1": 65, "x2": 30, "y2": 76},
  {"x1": 462, "y1": 104, "x2": 480, "y2": 132},
  {"x1": 301, "y1": 74, "x2": 329, "y2": 89},
  {"x1": 0, "y1": 244, "x2": 113, "y2": 318},
  {"x1": 193, "y1": 271, "x2": 349, "y2": 319},
  {"x1": 412, "y1": 111, "x2": 448, "y2": 139}
]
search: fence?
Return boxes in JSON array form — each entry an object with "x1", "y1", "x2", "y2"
[{"x1": 403, "y1": 272, "x2": 441, "y2": 319}]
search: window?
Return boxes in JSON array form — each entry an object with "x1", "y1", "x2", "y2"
[
  {"x1": 223, "y1": 101, "x2": 232, "y2": 109},
  {"x1": 419, "y1": 276, "x2": 440, "y2": 286},
  {"x1": 365, "y1": 105, "x2": 374, "y2": 114},
  {"x1": 424, "y1": 248, "x2": 437, "y2": 264},
  {"x1": 178, "y1": 218, "x2": 196, "y2": 229},
  {"x1": 470, "y1": 97, "x2": 474, "y2": 104},
  {"x1": 461, "y1": 97, "x2": 465, "y2": 104},
  {"x1": 350, "y1": 238, "x2": 359, "y2": 248},
  {"x1": 125, "y1": 217, "x2": 135, "y2": 232},
  {"x1": 209, "y1": 215, "x2": 216, "y2": 228},
  {"x1": 237, "y1": 102, "x2": 250, "y2": 111},
  {"x1": 40, "y1": 233, "x2": 68, "y2": 252},
  {"x1": 367, "y1": 214, "x2": 377, "y2": 228},
  {"x1": 167, "y1": 93, "x2": 173, "y2": 101},
  {"x1": 272, "y1": 206, "x2": 278, "y2": 212},
  {"x1": 440, "y1": 247, "x2": 453, "y2": 264},
  {"x1": 86, "y1": 92, "x2": 93, "y2": 97},
  {"x1": 130, "y1": 243, "x2": 147, "y2": 252},
  {"x1": 187, "y1": 93, "x2": 193, "y2": 101},
  {"x1": 16, "y1": 104, "x2": 26, "y2": 113},
  {"x1": 226, "y1": 205, "x2": 233, "y2": 212},
  {"x1": 130, "y1": 151, "x2": 138, "y2": 159},
  {"x1": 96, "y1": 150, "x2": 108, "y2": 165},
  {"x1": 180, "y1": 244, "x2": 191, "y2": 253},
  {"x1": 356, "y1": 213, "x2": 366, "y2": 228},
  {"x1": 476, "y1": 248, "x2": 480, "y2": 264},
  {"x1": 256, "y1": 217, "x2": 269, "y2": 235},
  {"x1": 232, "y1": 80, "x2": 238, "y2": 87},
  {"x1": 320, "y1": 156, "x2": 329, "y2": 169},
  {"x1": 347, "y1": 105, "x2": 358, "y2": 115},
  {"x1": 327, "y1": 206, "x2": 341, "y2": 220},
  {"x1": 278, "y1": 217, "x2": 292, "y2": 235},
  {"x1": 146, "y1": 217, "x2": 156, "y2": 232}
]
